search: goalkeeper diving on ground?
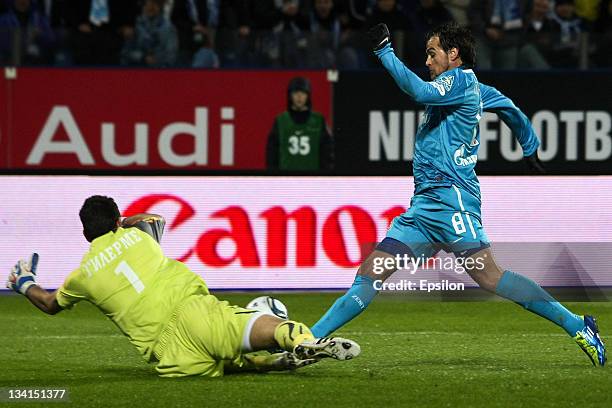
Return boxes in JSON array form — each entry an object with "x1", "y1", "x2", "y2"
[{"x1": 6, "y1": 195, "x2": 360, "y2": 377}]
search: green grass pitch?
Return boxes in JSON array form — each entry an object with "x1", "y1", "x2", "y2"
[{"x1": 1, "y1": 292, "x2": 611, "y2": 407}]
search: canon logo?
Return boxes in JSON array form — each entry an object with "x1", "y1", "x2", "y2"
[
  {"x1": 124, "y1": 194, "x2": 406, "y2": 268},
  {"x1": 26, "y1": 105, "x2": 235, "y2": 166}
]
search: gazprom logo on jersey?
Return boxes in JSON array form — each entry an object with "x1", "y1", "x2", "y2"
[
  {"x1": 453, "y1": 144, "x2": 478, "y2": 166},
  {"x1": 431, "y1": 75, "x2": 454, "y2": 96}
]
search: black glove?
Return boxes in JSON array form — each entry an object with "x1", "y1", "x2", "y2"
[
  {"x1": 367, "y1": 23, "x2": 390, "y2": 51},
  {"x1": 524, "y1": 151, "x2": 546, "y2": 174}
]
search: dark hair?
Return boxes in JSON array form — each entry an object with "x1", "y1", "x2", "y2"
[
  {"x1": 287, "y1": 76, "x2": 312, "y2": 110},
  {"x1": 426, "y1": 22, "x2": 476, "y2": 69},
  {"x1": 79, "y1": 195, "x2": 121, "y2": 242}
]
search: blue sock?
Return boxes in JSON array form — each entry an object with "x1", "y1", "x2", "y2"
[
  {"x1": 495, "y1": 270, "x2": 584, "y2": 336},
  {"x1": 311, "y1": 275, "x2": 377, "y2": 338}
]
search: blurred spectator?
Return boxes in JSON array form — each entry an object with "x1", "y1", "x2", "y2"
[
  {"x1": 366, "y1": 0, "x2": 407, "y2": 33},
  {"x1": 192, "y1": 31, "x2": 219, "y2": 67},
  {"x1": 0, "y1": 0, "x2": 601, "y2": 69},
  {"x1": 37, "y1": 0, "x2": 71, "y2": 65},
  {"x1": 469, "y1": 0, "x2": 528, "y2": 69},
  {"x1": 276, "y1": 0, "x2": 310, "y2": 67},
  {"x1": 335, "y1": 0, "x2": 372, "y2": 67},
  {"x1": 243, "y1": 0, "x2": 310, "y2": 67},
  {"x1": 518, "y1": 0, "x2": 550, "y2": 68},
  {"x1": 248, "y1": 0, "x2": 287, "y2": 31},
  {"x1": 411, "y1": 0, "x2": 454, "y2": 32},
  {"x1": 169, "y1": 0, "x2": 218, "y2": 66},
  {"x1": 215, "y1": 0, "x2": 250, "y2": 66},
  {"x1": 0, "y1": 0, "x2": 55, "y2": 65},
  {"x1": 574, "y1": 0, "x2": 602, "y2": 23},
  {"x1": 336, "y1": 0, "x2": 372, "y2": 30},
  {"x1": 406, "y1": 0, "x2": 453, "y2": 65},
  {"x1": 68, "y1": 0, "x2": 138, "y2": 65},
  {"x1": 267, "y1": 77, "x2": 334, "y2": 172},
  {"x1": 593, "y1": 0, "x2": 612, "y2": 66},
  {"x1": 238, "y1": 0, "x2": 310, "y2": 67},
  {"x1": 307, "y1": 0, "x2": 360, "y2": 68},
  {"x1": 121, "y1": 0, "x2": 178, "y2": 67},
  {"x1": 545, "y1": 0, "x2": 583, "y2": 67},
  {"x1": 440, "y1": 0, "x2": 470, "y2": 25},
  {"x1": 366, "y1": 0, "x2": 409, "y2": 59},
  {"x1": 36, "y1": 0, "x2": 69, "y2": 28},
  {"x1": 307, "y1": 0, "x2": 337, "y2": 68}
]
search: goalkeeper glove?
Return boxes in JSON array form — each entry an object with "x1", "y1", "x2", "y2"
[
  {"x1": 367, "y1": 23, "x2": 390, "y2": 51},
  {"x1": 6, "y1": 253, "x2": 39, "y2": 295},
  {"x1": 524, "y1": 151, "x2": 546, "y2": 174}
]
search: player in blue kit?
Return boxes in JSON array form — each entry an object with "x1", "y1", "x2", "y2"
[{"x1": 311, "y1": 22, "x2": 606, "y2": 367}]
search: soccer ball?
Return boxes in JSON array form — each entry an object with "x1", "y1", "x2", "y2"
[{"x1": 246, "y1": 296, "x2": 289, "y2": 320}]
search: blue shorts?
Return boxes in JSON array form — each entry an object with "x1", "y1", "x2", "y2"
[{"x1": 378, "y1": 185, "x2": 490, "y2": 258}]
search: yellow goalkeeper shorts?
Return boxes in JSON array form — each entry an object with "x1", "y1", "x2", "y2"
[{"x1": 152, "y1": 294, "x2": 258, "y2": 377}]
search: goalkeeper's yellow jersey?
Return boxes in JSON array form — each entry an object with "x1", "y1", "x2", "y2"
[{"x1": 56, "y1": 226, "x2": 209, "y2": 361}]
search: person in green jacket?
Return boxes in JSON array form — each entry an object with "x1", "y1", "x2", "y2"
[{"x1": 266, "y1": 77, "x2": 334, "y2": 172}]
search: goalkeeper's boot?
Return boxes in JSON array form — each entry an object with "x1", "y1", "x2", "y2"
[
  {"x1": 574, "y1": 315, "x2": 606, "y2": 367},
  {"x1": 294, "y1": 337, "x2": 361, "y2": 361},
  {"x1": 243, "y1": 352, "x2": 318, "y2": 372}
]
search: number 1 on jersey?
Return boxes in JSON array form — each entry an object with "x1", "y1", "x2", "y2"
[{"x1": 115, "y1": 261, "x2": 145, "y2": 294}]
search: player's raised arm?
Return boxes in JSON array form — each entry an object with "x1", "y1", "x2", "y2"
[
  {"x1": 6, "y1": 253, "x2": 63, "y2": 315},
  {"x1": 480, "y1": 83, "x2": 545, "y2": 173},
  {"x1": 368, "y1": 23, "x2": 465, "y2": 106}
]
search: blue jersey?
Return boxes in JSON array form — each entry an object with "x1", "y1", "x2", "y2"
[
  {"x1": 375, "y1": 44, "x2": 540, "y2": 201},
  {"x1": 479, "y1": 83, "x2": 540, "y2": 157}
]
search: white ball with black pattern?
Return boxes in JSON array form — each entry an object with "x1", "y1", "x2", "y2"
[{"x1": 246, "y1": 296, "x2": 289, "y2": 320}]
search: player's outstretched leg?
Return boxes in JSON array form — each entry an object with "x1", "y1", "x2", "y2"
[
  {"x1": 250, "y1": 315, "x2": 361, "y2": 362},
  {"x1": 310, "y1": 275, "x2": 377, "y2": 338},
  {"x1": 310, "y1": 249, "x2": 397, "y2": 338},
  {"x1": 496, "y1": 270, "x2": 606, "y2": 366},
  {"x1": 273, "y1": 320, "x2": 361, "y2": 361},
  {"x1": 467, "y1": 248, "x2": 606, "y2": 366}
]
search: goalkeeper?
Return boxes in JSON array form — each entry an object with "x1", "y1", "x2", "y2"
[{"x1": 6, "y1": 195, "x2": 360, "y2": 378}]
